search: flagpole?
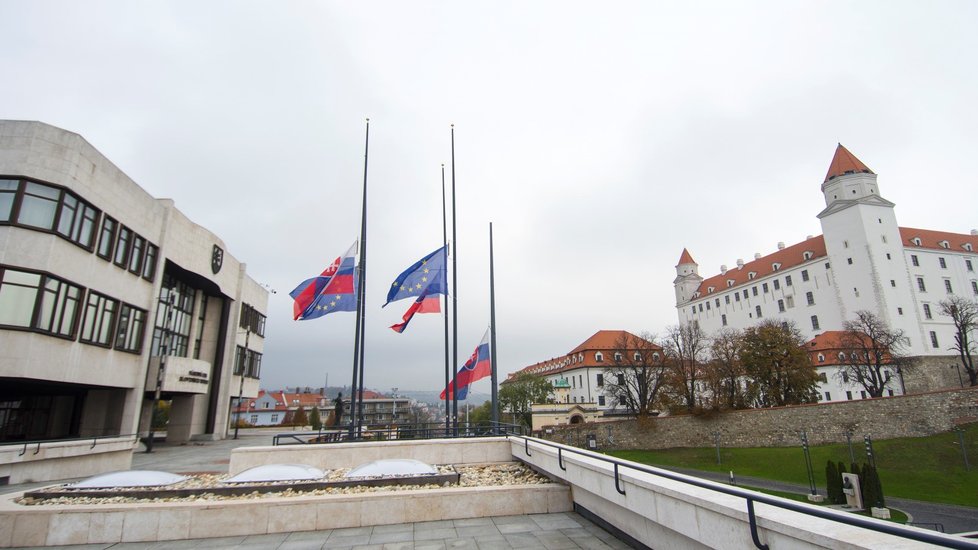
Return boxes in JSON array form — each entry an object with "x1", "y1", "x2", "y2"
[
  {"x1": 441, "y1": 163, "x2": 451, "y2": 434},
  {"x1": 450, "y1": 124, "x2": 459, "y2": 436},
  {"x1": 349, "y1": 118, "x2": 369, "y2": 439},
  {"x1": 489, "y1": 222, "x2": 499, "y2": 432}
]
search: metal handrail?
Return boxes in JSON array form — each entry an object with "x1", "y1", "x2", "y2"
[
  {"x1": 273, "y1": 421, "x2": 526, "y2": 446},
  {"x1": 512, "y1": 435, "x2": 977, "y2": 550},
  {"x1": 2, "y1": 433, "x2": 139, "y2": 457}
]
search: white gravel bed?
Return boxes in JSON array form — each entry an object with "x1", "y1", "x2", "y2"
[{"x1": 16, "y1": 463, "x2": 551, "y2": 506}]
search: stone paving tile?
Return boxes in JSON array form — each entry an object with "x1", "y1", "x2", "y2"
[
  {"x1": 107, "y1": 543, "x2": 164, "y2": 550},
  {"x1": 331, "y1": 527, "x2": 373, "y2": 537},
  {"x1": 323, "y1": 535, "x2": 372, "y2": 548},
  {"x1": 453, "y1": 518, "x2": 494, "y2": 527},
  {"x1": 490, "y1": 515, "x2": 530, "y2": 525},
  {"x1": 381, "y1": 543, "x2": 414, "y2": 550},
  {"x1": 533, "y1": 532, "x2": 577, "y2": 550},
  {"x1": 414, "y1": 519, "x2": 455, "y2": 530},
  {"x1": 495, "y1": 522, "x2": 537, "y2": 535},
  {"x1": 456, "y1": 525, "x2": 501, "y2": 538},
  {"x1": 568, "y1": 536, "x2": 613, "y2": 550},
  {"x1": 555, "y1": 528, "x2": 590, "y2": 539},
  {"x1": 502, "y1": 533, "x2": 540, "y2": 549},
  {"x1": 286, "y1": 530, "x2": 333, "y2": 542},
  {"x1": 528, "y1": 516, "x2": 581, "y2": 532},
  {"x1": 415, "y1": 542, "x2": 448, "y2": 550},
  {"x1": 278, "y1": 540, "x2": 328, "y2": 550},
  {"x1": 414, "y1": 527, "x2": 458, "y2": 541},
  {"x1": 242, "y1": 533, "x2": 291, "y2": 544},
  {"x1": 368, "y1": 531, "x2": 414, "y2": 544},
  {"x1": 474, "y1": 535, "x2": 513, "y2": 550},
  {"x1": 444, "y1": 537, "x2": 479, "y2": 549},
  {"x1": 373, "y1": 524, "x2": 415, "y2": 534}
]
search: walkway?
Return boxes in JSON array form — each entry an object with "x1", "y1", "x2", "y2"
[{"x1": 2, "y1": 432, "x2": 631, "y2": 550}]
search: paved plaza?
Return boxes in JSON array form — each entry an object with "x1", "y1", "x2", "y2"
[{"x1": 2, "y1": 432, "x2": 633, "y2": 550}]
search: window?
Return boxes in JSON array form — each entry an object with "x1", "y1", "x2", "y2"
[
  {"x1": 755, "y1": 305, "x2": 762, "y2": 318},
  {"x1": 270, "y1": 414, "x2": 278, "y2": 423},
  {"x1": 97, "y1": 216, "x2": 117, "y2": 260},
  {"x1": 801, "y1": 270, "x2": 809, "y2": 282},
  {"x1": 0, "y1": 179, "x2": 16, "y2": 220},
  {"x1": 128, "y1": 235, "x2": 145, "y2": 274},
  {"x1": 79, "y1": 291, "x2": 118, "y2": 346},
  {"x1": 897, "y1": 307, "x2": 903, "y2": 315},
  {"x1": 778, "y1": 299, "x2": 785, "y2": 312},
  {"x1": 886, "y1": 253, "x2": 891, "y2": 260},
  {"x1": 598, "y1": 395, "x2": 605, "y2": 406},
  {"x1": 842, "y1": 372, "x2": 849, "y2": 383},
  {"x1": 614, "y1": 352, "x2": 623, "y2": 362},
  {"x1": 0, "y1": 266, "x2": 83, "y2": 338},
  {"x1": 142, "y1": 244, "x2": 158, "y2": 281},
  {"x1": 825, "y1": 262, "x2": 831, "y2": 270},
  {"x1": 151, "y1": 274, "x2": 197, "y2": 357},
  {"x1": 721, "y1": 314, "x2": 727, "y2": 326},
  {"x1": 114, "y1": 226, "x2": 132, "y2": 268},
  {"x1": 18, "y1": 182, "x2": 60, "y2": 229},
  {"x1": 811, "y1": 315, "x2": 819, "y2": 330},
  {"x1": 930, "y1": 331, "x2": 939, "y2": 348},
  {"x1": 762, "y1": 283, "x2": 769, "y2": 293},
  {"x1": 234, "y1": 345, "x2": 263, "y2": 378},
  {"x1": 846, "y1": 391, "x2": 853, "y2": 401},
  {"x1": 844, "y1": 240, "x2": 849, "y2": 248},
  {"x1": 847, "y1": 258, "x2": 853, "y2": 265},
  {"x1": 923, "y1": 303, "x2": 932, "y2": 319},
  {"x1": 888, "y1": 390, "x2": 894, "y2": 397},
  {"x1": 239, "y1": 303, "x2": 267, "y2": 337},
  {"x1": 634, "y1": 352, "x2": 641, "y2": 361},
  {"x1": 785, "y1": 296, "x2": 794, "y2": 308},
  {"x1": 945, "y1": 280, "x2": 953, "y2": 294},
  {"x1": 56, "y1": 193, "x2": 98, "y2": 249},
  {"x1": 617, "y1": 373, "x2": 624, "y2": 385},
  {"x1": 803, "y1": 251, "x2": 813, "y2": 260},
  {"x1": 973, "y1": 281, "x2": 978, "y2": 295},
  {"x1": 250, "y1": 414, "x2": 259, "y2": 424},
  {"x1": 725, "y1": 295, "x2": 730, "y2": 304},
  {"x1": 818, "y1": 372, "x2": 827, "y2": 383},
  {"x1": 698, "y1": 304, "x2": 703, "y2": 312},
  {"x1": 939, "y1": 257, "x2": 947, "y2": 269},
  {"x1": 824, "y1": 392, "x2": 831, "y2": 401},
  {"x1": 967, "y1": 259, "x2": 974, "y2": 272},
  {"x1": 735, "y1": 293, "x2": 740, "y2": 302},
  {"x1": 774, "y1": 279, "x2": 781, "y2": 290},
  {"x1": 860, "y1": 391, "x2": 867, "y2": 399},
  {"x1": 596, "y1": 374, "x2": 603, "y2": 387},
  {"x1": 917, "y1": 278, "x2": 926, "y2": 292},
  {"x1": 115, "y1": 303, "x2": 147, "y2": 353},
  {"x1": 690, "y1": 306, "x2": 695, "y2": 315},
  {"x1": 817, "y1": 353, "x2": 825, "y2": 363},
  {"x1": 911, "y1": 255, "x2": 919, "y2": 267},
  {"x1": 806, "y1": 292, "x2": 814, "y2": 306},
  {"x1": 743, "y1": 289, "x2": 748, "y2": 299},
  {"x1": 785, "y1": 275, "x2": 792, "y2": 287},
  {"x1": 595, "y1": 352, "x2": 603, "y2": 362},
  {"x1": 1, "y1": 178, "x2": 100, "y2": 250},
  {"x1": 705, "y1": 302, "x2": 710, "y2": 311},
  {"x1": 715, "y1": 298, "x2": 720, "y2": 308}
]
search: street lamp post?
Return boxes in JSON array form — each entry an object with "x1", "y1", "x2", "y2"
[
  {"x1": 233, "y1": 328, "x2": 250, "y2": 440},
  {"x1": 391, "y1": 387, "x2": 398, "y2": 425}
]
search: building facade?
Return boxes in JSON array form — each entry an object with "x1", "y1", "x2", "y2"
[
  {"x1": 506, "y1": 330, "x2": 664, "y2": 416},
  {"x1": 675, "y1": 144, "x2": 976, "y2": 390},
  {"x1": 0, "y1": 121, "x2": 268, "y2": 475}
]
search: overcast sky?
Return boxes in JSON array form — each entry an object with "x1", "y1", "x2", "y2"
[{"x1": 3, "y1": 1, "x2": 976, "y2": 396}]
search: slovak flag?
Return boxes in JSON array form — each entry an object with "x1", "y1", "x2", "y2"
[
  {"x1": 441, "y1": 328, "x2": 492, "y2": 401},
  {"x1": 384, "y1": 246, "x2": 447, "y2": 332},
  {"x1": 289, "y1": 241, "x2": 358, "y2": 321}
]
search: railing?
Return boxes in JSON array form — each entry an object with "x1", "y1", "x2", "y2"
[
  {"x1": 908, "y1": 522, "x2": 946, "y2": 533},
  {"x1": 273, "y1": 421, "x2": 525, "y2": 446},
  {"x1": 512, "y1": 435, "x2": 977, "y2": 550},
  {"x1": 0, "y1": 433, "x2": 139, "y2": 457}
]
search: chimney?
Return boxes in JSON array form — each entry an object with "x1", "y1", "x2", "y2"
[
  {"x1": 777, "y1": 242, "x2": 785, "y2": 250},
  {"x1": 736, "y1": 259, "x2": 744, "y2": 269},
  {"x1": 754, "y1": 253, "x2": 761, "y2": 260},
  {"x1": 720, "y1": 264, "x2": 727, "y2": 275}
]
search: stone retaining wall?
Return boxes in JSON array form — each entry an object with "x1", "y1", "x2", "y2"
[{"x1": 542, "y1": 387, "x2": 978, "y2": 450}]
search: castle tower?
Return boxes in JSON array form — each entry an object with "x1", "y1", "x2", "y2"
[
  {"x1": 817, "y1": 144, "x2": 923, "y2": 352},
  {"x1": 674, "y1": 248, "x2": 703, "y2": 306}
]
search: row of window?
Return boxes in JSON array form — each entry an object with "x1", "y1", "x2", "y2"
[
  {"x1": 233, "y1": 345, "x2": 263, "y2": 379},
  {"x1": 239, "y1": 303, "x2": 267, "y2": 337},
  {"x1": 695, "y1": 290, "x2": 817, "y2": 316},
  {"x1": 1, "y1": 177, "x2": 159, "y2": 283},
  {"x1": 914, "y1": 276, "x2": 977, "y2": 295},
  {"x1": 0, "y1": 265, "x2": 146, "y2": 353},
  {"x1": 911, "y1": 254, "x2": 975, "y2": 272}
]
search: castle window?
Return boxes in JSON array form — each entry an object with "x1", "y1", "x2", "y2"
[
  {"x1": 743, "y1": 289, "x2": 749, "y2": 299},
  {"x1": 614, "y1": 352, "x2": 622, "y2": 362},
  {"x1": 819, "y1": 372, "x2": 828, "y2": 382},
  {"x1": 886, "y1": 253, "x2": 891, "y2": 260},
  {"x1": 838, "y1": 353, "x2": 846, "y2": 362},
  {"x1": 726, "y1": 280, "x2": 734, "y2": 287},
  {"x1": 595, "y1": 352, "x2": 603, "y2": 362},
  {"x1": 911, "y1": 255, "x2": 919, "y2": 267},
  {"x1": 721, "y1": 314, "x2": 727, "y2": 326},
  {"x1": 785, "y1": 275, "x2": 792, "y2": 286},
  {"x1": 825, "y1": 392, "x2": 832, "y2": 401},
  {"x1": 735, "y1": 293, "x2": 740, "y2": 302},
  {"x1": 698, "y1": 304, "x2": 703, "y2": 312},
  {"x1": 773, "y1": 279, "x2": 780, "y2": 290},
  {"x1": 967, "y1": 259, "x2": 974, "y2": 271},
  {"x1": 825, "y1": 262, "x2": 831, "y2": 269},
  {"x1": 755, "y1": 305, "x2": 762, "y2": 318},
  {"x1": 973, "y1": 281, "x2": 977, "y2": 295},
  {"x1": 706, "y1": 302, "x2": 710, "y2": 310},
  {"x1": 653, "y1": 352, "x2": 660, "y2": 361},
  {"x1": 778, "y1": 299, "x2": 785, "y2": 312},
  {"x1": 715, "y1": 298, "x2": 720, "y2": 307},
  {"x1": 725, "y1": 295, "x2": 730, "y2": 304},
  {"x1": 881, "y1": 235, "x2": 887, "y2": 243},
  {"x1": 844, "y1": 240, "x2": 849, "y2": 248},
  {"x1": 772, "y1": 263, "x2": 781, "y2": 271},
  {"x1": 801, "y1": 270, "x2": 809, "y2": 282},
  {"x1": 897, "y1": 307, "x2": 903, "y2": 315},
  {"x1": 691, "y1": 306, "x2": 695, "y2": 314},
  {"x1": 847, "y1": 258, "x2": 853, "y2": 265},
  {"x1": 596, "y1": 374, "x2": 603, "y2": 387},
  {"x1": 917, "y1": 277, "x2": 926, "y2": 292},
  {"x1": 806, "y1": 292, "x2": 815, "y2": 306},
  {"x1": 940, "y1": 240, "x2": 950, "y2": 249},
  {"x1": 817, "y1": 353, "x2": 824, "y2": 363},
  {"x1": 912, "y1": 237, "x2": 922, "y2": 246},
  {"x1": 965, "y1": 244, "x2": 974, "y2": 252},
  {"x1": 748, "y1": 272, "x2": 757, "y2": 280},
  {"x1": 939, "y1": 257, "x2": 947, "y2": 269},
  {"x1": 707, "y1": 286, "x2": 715, "y2": 294},
  {"x1": 762, "y1": 283, "x2": 769, "y2": 293},
  {"x1": 811, "y1": 315, "x2": 819, "y2": 330},
  {"x1": 930, "y1": 331, "x2": 939, "y2": 348},
  {"x1": 786, "y1": 296, "x2": 794, "y2": 308},
  {"x1": 890, "y1": 280, "x2": 896, "y2": 287},
  {"x1": 945, "y1": 279, "x2": 953, "y2": 294},
  {"x1": 803, "y1": 251, "x2": 813, "y2": 260},
  {"x1": 752, "y1": 286, "x2": 758, "y2": 296}
]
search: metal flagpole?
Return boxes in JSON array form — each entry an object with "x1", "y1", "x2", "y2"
[
  {"x1": 450, "y1": 124, "x2": 459, "y2": 435},
  {"x1": 348, "y1": 118, "x2": 370, "y2": 439},
  {"x1": 489, "y1": 223, "x2": 499, "y2": 432},
  {"x1": 441, "y1": 163, "x2": 451, "y2": 434}
]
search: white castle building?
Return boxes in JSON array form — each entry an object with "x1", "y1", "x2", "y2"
[
  {"x1": 674, "y1": 144, "x2": 976, "y2": 392},
  {"x1": 0, "y1": 121, "x2": 268, "y2": 482}
]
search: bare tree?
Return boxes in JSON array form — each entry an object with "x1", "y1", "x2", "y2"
[
  {"x1": 837, "y1": 310, "x2": 912, "y2": 397},
  {"x1": 604, "y1": 332, "x2": 667, "y2": 417},
  {"x1": 706, "y1": 328, "x2": 747, "y2": 410},
  {"x1": 662, "y1": 322, "x2": 709, "y2": 412},
  {"x1": 739, "y1": 320, "x2": 819, "y2": 407},
  {"x1": 939, "y1": 296, "x2": 978, "y2": 386}
]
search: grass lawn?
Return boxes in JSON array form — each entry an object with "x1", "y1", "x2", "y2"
[{"x1": 607, "y1": 423, "x2": 978, "y2": 507}]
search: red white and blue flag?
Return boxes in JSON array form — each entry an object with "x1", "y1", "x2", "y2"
[
  {"x1": 441, "y1": 328, "x2": 491, "y2": 400},
  {"x1": 289, "y1": 241, "x2": 358, "y2": 321},
  {"x1": 384, "y1": 245, "x2": 447, "y2": 333}
]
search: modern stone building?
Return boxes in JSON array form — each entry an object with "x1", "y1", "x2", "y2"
[
  {"x1": 675, "y1": 144, "x2": 977, "y2": 391},
  {"x1": 0, "y1": 120, "x2": 267, "y2": 482}
]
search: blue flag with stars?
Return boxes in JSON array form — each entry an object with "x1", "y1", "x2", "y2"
[{"x1": 383, "y1": 245, "x2": 448, "y2": 306}]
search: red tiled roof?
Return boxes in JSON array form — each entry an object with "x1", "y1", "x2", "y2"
[
  {"x1": 824, "y1": 144, "x2": 874, "y2": 183},
  {"x1": 805, "y1": 331, "x2": 890, "y2": 367},
  {"x1": 899, "y1": 227, "x2": 978, "y2": 253},
  {"x1": 507, "y1": 330, "x2": 662, "y2": 382},
  {"x1": 677, "y1": 248, "x2": 696, "y2": 266},
  {"x1": 695, "y1": 235, "x2": 827, "y2": 296}
]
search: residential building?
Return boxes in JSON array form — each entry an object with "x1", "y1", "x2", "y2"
[
  {"x1": 675, "y1": 144, "x2": 977, "y2": 390},
  {"x1": 505, "y1": 330, "x2": 664, "y2": 416},
  {"x1": 805, "y1": 331, "x2": 905, "y2": 403},
  {"x1": 0, "y1": 121, "x2": 267, "y2": 481}
]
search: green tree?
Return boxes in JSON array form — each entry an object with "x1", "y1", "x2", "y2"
[
  {"x1": 292, "y1": 405, "x2": 308, "y2": 428},
  {"x1": 499, "y1": 372, "x2": 554, "y2": 428},
  {"x1": 826, "y1": 461, "x2": 843, "y2": 504},
  {"x1": 466, "y1": 401, "x2": 493, "y2": 432},
  {"x1": 706, "y1": 328, "x2": 748, "y2": 410},
  {"x1": 739, "y1": 320, "x2": 819, "y2": 407},
  {"x1": 309, "y1": 407, "x2": 322, "y2": 431}
]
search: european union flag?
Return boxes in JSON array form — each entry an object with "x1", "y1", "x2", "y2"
[
  {"x1": 291, "y1": 241, "x2": 359, "y2": 321},
  {"x1": 383, "y1": 246, "x2": 448, "y2": 306}
]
